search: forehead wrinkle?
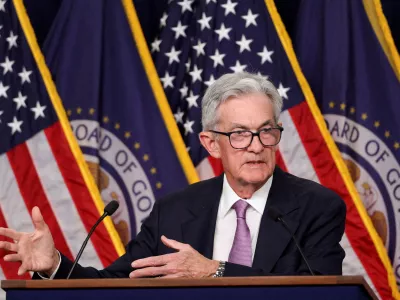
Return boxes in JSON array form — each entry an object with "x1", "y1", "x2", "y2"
[{"x1": 258, "y1": 119, "x2": 276, "y2": 128}]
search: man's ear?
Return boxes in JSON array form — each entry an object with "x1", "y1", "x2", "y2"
[
  {"x1": 274, "y1": 121, "x2": 283, "y2": 151},
  {"x1": 199, "y1": 131, "x2": 221, "y2": 159}
]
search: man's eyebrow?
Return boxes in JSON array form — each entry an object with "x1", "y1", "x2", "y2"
[
  {"x1": 228, "y1": 120, "x2": 275, "y2": 130},
  {"x1": 228, "y1": 123, "x2": 249, "y2": 130}
]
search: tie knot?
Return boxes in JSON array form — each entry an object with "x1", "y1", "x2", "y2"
[{"x1": 232, "y1": 200, "x2": 249, "y2": 218}]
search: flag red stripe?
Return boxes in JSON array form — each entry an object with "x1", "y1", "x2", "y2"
[
  {"x1": 275, "y1": 150, "x2": 288, "y2": 172},
  {"x1": 288, "y1": 101, "x2": 391, "y2": 299},
  {"x1": 44, "y1": 122, "x2": 119, "y2": 265},
  {"x1": 0, "y1": 206, "x2": 31, "y2": 279},
  {"x1": 6, "y1": 142, "x2": 74, "y2": 261},
  {"x1": 207, "y1": 156, "x2": 223, "y2": 176}
]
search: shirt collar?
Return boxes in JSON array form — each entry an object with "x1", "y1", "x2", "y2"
[{"x1": 219, "y1": 174, "x2": 273, "y2": 217}]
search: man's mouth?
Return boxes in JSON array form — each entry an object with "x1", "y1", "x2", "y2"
[{"x1": 246, "y1": 160, "x2": 265, "y2": 165}]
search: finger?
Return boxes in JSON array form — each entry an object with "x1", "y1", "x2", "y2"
[
  {"x1": 17, "y1": 265, "x2": 27, "y2": 276},
  {"x1": 129, "y1": 266, "x2": 167, "y2": 278},
  {"x1": 32, "y1": 206, "x2": 46, "y2": 231},
  {"x1": 160, "y1": 235, "x2": 187, "y2": 251},
  {"x1": 0, "y1": 241, "x2": 18, "y2": 252},
  {"x1": 0, "y1": 227, "x2": 22, "y2": 240},
  {"x1": 4, "y1": 253, "x2": 21, "y2": 262},
  {"x1": 132, "y1": 253, "x2": 175, "y2": 269},
  {"x1": 162, "y1": 273, "x2": 180, "y2": 278}
]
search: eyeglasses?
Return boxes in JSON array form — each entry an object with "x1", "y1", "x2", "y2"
[{"x1": 209, "y1": 126, "x2": 284, "y2": 149}]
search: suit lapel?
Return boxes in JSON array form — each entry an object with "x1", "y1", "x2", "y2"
[
  {"x1": 181, "y1": 175, "x2": 223, "y2": 259},
  {"x1": 253, "y1": 168, "x2": 300, "y2": 272}
]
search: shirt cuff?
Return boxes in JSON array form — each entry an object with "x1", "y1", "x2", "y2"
[{"x1": 37, "y1": 250, "x2": 61, "y2": 280}]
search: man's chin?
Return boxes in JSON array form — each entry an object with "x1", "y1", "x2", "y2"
[{"x1": 240, "y1": 171, "x2": 270, "y2": 185}]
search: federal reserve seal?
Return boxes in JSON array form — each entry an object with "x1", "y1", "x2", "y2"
[
  {"x1": 325, "y1": 113, "x2": 400, "y2": 283},
  {"x1": 68, "y1": 112, "x2": 158, "y2": 245}
]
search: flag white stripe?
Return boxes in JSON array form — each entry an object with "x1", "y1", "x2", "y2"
[
  {"x1": 0, "y1": 154, "x2": 34, "y2": 233},
  {"x1": 26, "y1": 132, "x2": 102, "y2": 269},
  {"x1": 0, "y1": 266, "x2": 5, "y2": 300},
  {"x1": 279, "y1": 111, "x2": 319, "y2": 182},
  {"x1": 196, "y1": 157, "x2": 216, "y2": 180},
  {"x1": 278, "y1": 111, "x2": 379, "y2": 297}
]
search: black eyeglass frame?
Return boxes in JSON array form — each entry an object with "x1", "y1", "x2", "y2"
[{"x1": 209, "y1": 126, "x2": 284, "y2": 149}]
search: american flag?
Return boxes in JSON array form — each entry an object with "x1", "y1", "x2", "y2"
[
  {"x1": 152, "y1": 0, "x2": 394, "y2": 298},
  {"x1": 0, "y1": 0, "x2": 120, "y2": 291},
  {"x1": 152, "y1": 0, "x2": 294, "y2": 177}
]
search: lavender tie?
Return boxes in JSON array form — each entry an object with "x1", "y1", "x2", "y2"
[{"x1": 228, "y1": 200, "x2": 252, "y2": 267}]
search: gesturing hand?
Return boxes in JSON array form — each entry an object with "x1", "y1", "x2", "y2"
[
  {"x1": 129, "y1": 235, "x2": 219, "y2": 278},
  {"x1": 0, "y1": 206, "x2": 59, "y2": 276}
]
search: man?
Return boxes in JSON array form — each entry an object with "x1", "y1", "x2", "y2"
[{"x1": 0, "y1": 72, "x2": 346, "y2": 279}]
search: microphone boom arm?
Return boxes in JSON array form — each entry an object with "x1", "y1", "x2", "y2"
[
  {"x1": 66, "y1": 200, "x2": 119, "y2": 279},
  {"x1": 277, "y1": 216, "x2": 315, "y2": 276}
]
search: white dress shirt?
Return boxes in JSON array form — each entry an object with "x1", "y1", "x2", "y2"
[{"x1": 212, "y1": 175, "x2": 273, "y2": 263}]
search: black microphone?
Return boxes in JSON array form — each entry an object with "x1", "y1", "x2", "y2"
[
  {"x1": 66, "y1": 200, "x2": 119, "y2": 279},
  {"x1": 267, "y1": 207, "x2": 315, "y2": 276}
]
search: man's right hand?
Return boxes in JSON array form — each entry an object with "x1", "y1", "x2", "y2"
[{"x1": 0, "y1": 206, "x2": 59, "y2": 276}]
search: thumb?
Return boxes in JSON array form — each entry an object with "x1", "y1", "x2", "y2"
[
  {"x1": 32, "y1": 206, "x2": 45, "y2": 231},
  {"x1": 161, "y1": 235, "x2": 186, "y2": 251}
]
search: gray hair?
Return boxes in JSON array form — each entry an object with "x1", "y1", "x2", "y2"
[{"x1": 201, "y1": 72, "x2": 283, "y2": 131}]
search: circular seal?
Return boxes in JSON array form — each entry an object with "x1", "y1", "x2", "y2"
[
  {"x1": 325, "y1": 114, "x2": 400, "y2": 281},
  {"x1": 70, "y1": 119, "x2": 156, "y2": 245}
]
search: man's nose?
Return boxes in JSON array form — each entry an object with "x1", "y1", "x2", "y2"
[{"x1": 247, "y1": 135, "x2": 264, "y2": 153}]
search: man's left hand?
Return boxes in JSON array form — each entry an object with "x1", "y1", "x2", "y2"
[{"x1": 129, "y1": 235, "x2": 219, "y2": 278}]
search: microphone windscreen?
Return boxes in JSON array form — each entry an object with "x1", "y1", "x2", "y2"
[
  {"x1": 104, "y1": 200, "x2": 119, "y2": 216},
  {"x1": 267, "y1": 206, "x2": 282, "y2": 221}
]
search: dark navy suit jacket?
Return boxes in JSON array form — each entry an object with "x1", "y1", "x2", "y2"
[{"x1": 38, "y1": 167, "x2": 346, "y2": 279}]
